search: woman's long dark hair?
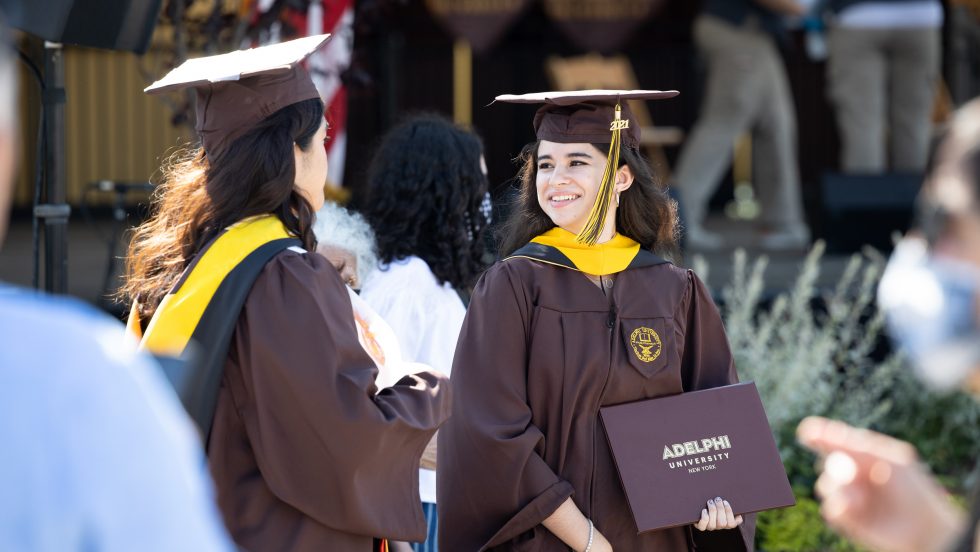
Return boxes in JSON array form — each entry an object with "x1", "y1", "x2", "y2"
[
  {"x1": 121, "y1": 98, "x2": 325, "y2": 319},
  {"x1": 496, "y1": 141, "x2": 679, "y2": 257},
  {"x1": 361, "y1": 114, "x2": 489, "y2": 290}
]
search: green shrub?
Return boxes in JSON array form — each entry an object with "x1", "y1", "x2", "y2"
[
  {"x1": 694, "y1": 243, "x2": 980, "y2": 549},
  {"x1": 756, "y1": 488, "x2": 861, "y2": 552},
  {"x1": 872, "y1": 374, "x2": 980, "y2": 492}
]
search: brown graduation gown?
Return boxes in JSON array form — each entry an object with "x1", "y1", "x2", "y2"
[
  {"x1": 207, "y1": 249, "x2": 451, "y2": 551},
  {"x1": 438, "y1": 256, "x2": 755, "y2": 551}
]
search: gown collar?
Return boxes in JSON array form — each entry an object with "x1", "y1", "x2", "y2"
[{"x1": 507, "y1": 227, "x2": 668, "y2": 276}]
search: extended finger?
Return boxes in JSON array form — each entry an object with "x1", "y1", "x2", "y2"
[
  {"x1": 714, "y1": 497, "x2": 728, "y2": 528},
  {"x1": 815, "y1": 472, "x2": 848, "y2": 504},
  {"x1": 695, "y1": 509, "x2": 709, "y2": 531},
  {"x1": 821, "y1": 484, "x2": 866, "y2": 527},
  {"x1": 723, "y1": 500, "x2": 736, "y2": 528},
  {"x1": 798, "y1": 417, "x2": 916, "y2": 465},
  {"x1": 815, "y1": 452, "x2": 858, "y2": 502},
  {"x1": 814, "y1": 452, "x2": 857, "y2": 497},
  {"x1": 706, "y1": 499, "x2": 718, "y2": 530}
]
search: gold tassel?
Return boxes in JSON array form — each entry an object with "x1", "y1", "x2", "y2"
[{"x1": 575, "y1": 102, "x2": 623, "y2": 245}]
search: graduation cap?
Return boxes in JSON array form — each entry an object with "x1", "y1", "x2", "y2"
[
  {"x1": 495, "y1": 90, "x2": 678, "y2": 245},
  {"x1": 145, "y1": 34, "x2": 331, "y2": 159}
]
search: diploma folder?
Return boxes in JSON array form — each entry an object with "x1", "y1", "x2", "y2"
[{"x1": 599, "y1": 382, "x2": 795, "y2": 533}]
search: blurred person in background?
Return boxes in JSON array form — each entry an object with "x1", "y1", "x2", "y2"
[
  {"x1": 673, "y1": 0, "x2": 811, "y2": 251},
  {"x1": 823, "y1": 0, "x2": 943, "y2": 173},
  {"x1": 359, "y1": 114, "x2": 491, "y2": 552},
  {"x1": 313, "y1": 200, "x2": 420, "y2": 391},
  {"x1": 798, "y1": 97, "x2": 980, "y2": 552},
  {"x1": 948, "y1": 0, "x2": 980, "y2": 106},
  {"x1": 0, "y1": 12, "x2": 233, "y2": 552}
]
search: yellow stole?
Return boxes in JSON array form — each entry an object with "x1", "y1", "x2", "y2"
[
  {"x1": 127, "y1": 215, "x2": 294, "y2": 356},
  {"x1": 529, "y1": 227, "x2": 641, "y2": 276}
]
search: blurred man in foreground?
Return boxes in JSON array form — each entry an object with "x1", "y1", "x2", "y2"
[
  {"x1": 0, "y1": 13, "x2": 232, "y2": 552},
  {"x1": 799, "y1": 98, "x2": 980, "y2": 552}
]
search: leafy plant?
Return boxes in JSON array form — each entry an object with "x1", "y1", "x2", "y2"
[
  {"x1": 693, "y1": 242, "x2": 980, "y2": 549},
  {"x1": 755, "y1": 488, "x2": 862, "y2": 552}
]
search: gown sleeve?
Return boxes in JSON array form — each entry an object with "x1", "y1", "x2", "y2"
[
  {"x1": 437, "y1": 263, "x2": 574, "y2": 551},
  {"x1": 229, "y1": 251, "x2": 451, "y2": 542},
  {"x1": 679, "y1": 269, "x2": 757, "y2": 551}
]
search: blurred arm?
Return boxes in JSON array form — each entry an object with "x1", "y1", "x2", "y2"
[{"x1": 797, "y1": 416, "x2": 967, "y2": 552}]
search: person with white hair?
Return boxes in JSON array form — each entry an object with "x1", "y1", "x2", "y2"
[
  {"x1": 313, "y1": 200, "x2": 378, "y2": 290},
  {"x1": 312, "y1": 201, "x2": 417, "y2": 390}
]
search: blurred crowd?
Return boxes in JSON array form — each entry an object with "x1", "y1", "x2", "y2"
[{"x1": 678, "y1": 0, "x2": 963, "y2": 251}]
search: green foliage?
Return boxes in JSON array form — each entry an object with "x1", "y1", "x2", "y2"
[
  {"x1": 873, "y1": 375, "x2": 980, "y2": 492},
  {"x1": 714, "y1": 243, "x2": 903, "y2": 438},
  {"x1": 694, "y1": 242, "x2": 980, "y2": 549},
  {"x1": 756, "y1": 488, "x2": 861, "y2": 552}
]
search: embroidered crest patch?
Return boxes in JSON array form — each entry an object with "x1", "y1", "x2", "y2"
[{"x1": 630, "y1": 326, "x2": 662, "y2": 363}]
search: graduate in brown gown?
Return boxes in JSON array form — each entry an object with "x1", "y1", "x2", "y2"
[
  {"x1": 438, "y1": 91, "x2": 755, "y2": 551},
  {"x1": 121, "y1": 36, "x2": 450, "y2": 552}
]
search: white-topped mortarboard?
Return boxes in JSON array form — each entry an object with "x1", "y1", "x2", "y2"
[{"x1": 145, "y1": 34, "x2": 331, "y2": 159}]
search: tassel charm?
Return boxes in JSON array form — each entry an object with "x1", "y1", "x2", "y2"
[{"x1": 576, "y1": 102, "x2": 624, "y2": 245}]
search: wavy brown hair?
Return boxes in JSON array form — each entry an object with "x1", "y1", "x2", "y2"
[
  {"x1": 496, "y1": 141, "x2": 679, "y2": 257},
  {"x1": 120, "y1": 98, "x2": 325, "y2": 321}
]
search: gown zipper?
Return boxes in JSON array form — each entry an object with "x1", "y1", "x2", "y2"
[{"x1": 591, "y1": 298, "x2": 618, "y2": 526}]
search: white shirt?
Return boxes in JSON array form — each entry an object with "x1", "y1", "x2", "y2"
[
  {"x1": 837, "y1": 1, "x2": 943, "y2": 29},
  {"x1": 360, "y1": 257, "x2": 467, "y2": 504},
  {"x1": 0, "y1": 287, "x2": 233, "y2": 551},
  {"x1": 346, "y1": 286, "x2": 427, "y2": 390}
]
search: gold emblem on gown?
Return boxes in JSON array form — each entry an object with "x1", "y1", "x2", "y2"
[{"x1": 629, "y1": 326, "x2": 662, "y2": 363}]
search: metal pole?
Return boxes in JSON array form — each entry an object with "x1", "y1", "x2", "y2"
[
  {"x1": 40, "y1": 41, "x2": 70, "y2": 294},
  {"x1": 453, "y1": 39, "x2": 472, "y2": 127}
]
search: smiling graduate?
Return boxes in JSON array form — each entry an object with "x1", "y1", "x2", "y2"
[{"x1": 437, "y1": 90, "x2": 755, "y2": 551}]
